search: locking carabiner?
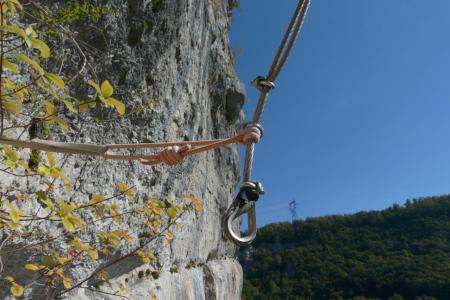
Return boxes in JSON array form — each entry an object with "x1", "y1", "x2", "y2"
[{"x1": 223, "y1": 181, "x2": 264, "y2": 246}]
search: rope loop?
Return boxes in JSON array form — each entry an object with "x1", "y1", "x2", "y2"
[
  {"x1": 238, "y1": 123, "x2": 264, "y2": 145},
  {"x1": 251, "y1": 76, "x2": 275, "y2": 92},
  {"x1": 159, "y1": 144, "x2": 191, "y2": 166}
]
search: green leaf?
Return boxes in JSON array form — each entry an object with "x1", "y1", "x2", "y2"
[
  {"x1": 30, "y1": 38, "x2": 50, "y2": 58},
  {"x1": 45, "y1": 73, "x2": 65, "y2": 90},
  {"x1": 100, "y1": 80, "x2": 113, "y2": 97},
  {"x1": 16, "y1": 53, "x2": 44, "y2": 75},
  {"x1": 103, "y1": 97, "x2": 125, "y2": 116}
]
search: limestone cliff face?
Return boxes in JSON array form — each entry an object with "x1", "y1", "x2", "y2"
[{"x1": 1, "y1": 0, "x2": 245, "y2": 299}]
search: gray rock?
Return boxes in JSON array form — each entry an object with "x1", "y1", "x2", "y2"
[{"x1": 0, "y1": 0, "x2": 245, "y2": 299}]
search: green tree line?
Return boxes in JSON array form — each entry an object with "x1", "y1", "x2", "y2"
[{"x1": 240, "y1": 195, "x2": 450, "y2": 300}]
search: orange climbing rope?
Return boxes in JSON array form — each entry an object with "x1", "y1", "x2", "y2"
[{"x1": 0, "y1": 124, "x2": 263, "y2": 166}]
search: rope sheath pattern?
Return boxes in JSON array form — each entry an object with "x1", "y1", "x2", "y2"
[{"x1": 0, "y1": 125, "x2": 263, "y2": 167}]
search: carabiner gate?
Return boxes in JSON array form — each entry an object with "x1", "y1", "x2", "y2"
[{"x1": 223, "y1": 181, "x2": 264, "y2": 246}]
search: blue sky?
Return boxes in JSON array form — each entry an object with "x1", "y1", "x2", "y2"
[{"x1": 230, "y1": 1, "x2": 450, "y2": 226}]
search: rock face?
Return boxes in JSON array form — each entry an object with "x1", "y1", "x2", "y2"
[{"x1": 1, "y1": 0, "x2": 245, "y2": 299}]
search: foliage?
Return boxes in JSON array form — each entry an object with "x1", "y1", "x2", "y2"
[
  {"x1": 34, "y1": 1, "x2": 110, "y2": 26},
  {"x1": 241, "y1": 196, "x2": 450, "y2": 300},
  {"x1": 0, "y1": 1, "x2": 202, "y2": 298}
]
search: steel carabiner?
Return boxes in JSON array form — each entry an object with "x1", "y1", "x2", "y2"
[{"x1": 223, "y1": 181, "x2": 264, "y2": 246}]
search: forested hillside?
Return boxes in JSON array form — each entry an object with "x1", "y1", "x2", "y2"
[{"x1": 240, "y1": 196, "x2": 450, "y2": 300}]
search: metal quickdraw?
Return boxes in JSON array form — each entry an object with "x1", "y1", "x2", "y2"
[
  {"x1": 223, "y1": 181, "x2": 265, "y2": 246},
  {"x1": 222, "y1": 0, "x2": 311, "y2": 246}
]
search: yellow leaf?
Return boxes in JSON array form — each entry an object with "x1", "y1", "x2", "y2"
[
  {"x1": 10, "y1": 0, "x2": 23, "y2": 11},
  {"x1": 17, "y1": 160, "x2": 32, "y2": 173},
  {"x1": 0, "y1": 25, "x2": 27, "y2": 40},
  {"x1": 89, "y1": 194, "x2": 105, "y2": 205},
  {"x1": 166, "y1": 232, "x2": 174, "y2": 241},
  {"x1": 184, "y1": 195, "x2": 203, "y2": 213},
  {"x1": 55, "y1": 118, "x2": 69, "y2": 132},
  {"x1": 100, "y1": 80, "x2": 114, "y2": 98},
  {"x1": 95, "y1": 270, "x2": 109, "y2": 281},
  {"x1": 62, "y1": 217, "x2": 75, "y2": 232},
  {"x1": 4, "y1": 276, "x2": 14, "y2": 283},
  {"x1": 24, "y1": 263, "x2": 45, "y2": 271},
  {"x1": 2, "y1": 98, "x2": 22, "y2": 113},
  {"x1": 44, "y1": 100, "x2": 57, "y2": 122},
  {"x1": 67, "y1": 215, "x2": 86, "y2": 231},
  {"x1": 16, "y1": 53, "x2": 44, "y2": 75},
  {"x1": 87, "y1": 80, "x2": 101, "y2": 95},
  {"x1": 36, "y1": 192, "x2": 56, "y2": 210},
  {"x1": 117, "y1": 181, "x2": 128, "y2": 192},
  {"x1": 2, "y1": 59, "x2": 18, "y2": 73},
  {"x1": 45, "y1": 73, "x2": 64, "y2": 89},
  {"x1": 78, "y1": 100, "x2": 96, "y2": 112},
  {"x1": 109, "y1": 204, "x2": 121, "y2": 224},
  {"x1": 70, "y1": 237, "x2": 87, "y2": 250},
  {"x1": 7, "y1": 203, "x2": 24, "y2": 223},
  {"x1": 3, "y1": 145, "x2": 18, "y2": 161},
  {"x1": 6, "y1": 2, "x2": 16, "y2": 14},
  {"x1": 47, "y1": 152, "x2": 56, "y2": 167},
  {"x1": 58, "y1": 257, "x2": 69, "y2": 265},
  {"x1": 30, "y1": 38, "x2": 50, "y2": 58},
  {"x1": 58, "y1": 201, "x2": 75, "y2": 216},
  {"x1": 10, "y1": 282, "x2": 24, "y2": 297},
  {"x1": 25, "y1": 25, "x2": 38, "y2": 38},
  {"x1": 62, "y1": 277, "x2": 72, "y2": 289},
  {"x1": 4, "y1": 159, "x2": 17, "y2": 169},
  {"x1": 37, "y1": 164, "x2": 51, "y2": 176},
  {"x1": 117, "y1": 182, "x2": 134, "y2": 198},
  {"x1": 63, "y1": 99, "x2": 76, "y2": 113},
  {"x1": 87, "y1": 249, "x2": 98, "y2": 261},
  {"x1": 103, "y1": 97, "x2": 125, "y2": 116},
  {"x1": 167, "y1": 207, "x2": 177, "y2": 219}
]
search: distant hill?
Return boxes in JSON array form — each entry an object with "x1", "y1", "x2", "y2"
[{"x1": 240, "y1": 195, "x2": 450, "y2": 300}]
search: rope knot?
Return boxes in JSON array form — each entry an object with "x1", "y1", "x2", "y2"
[
  {"x1": 251, "y1": 76, "x2": 275, "y2": 92},
  {"x1": 237, "y1": 124, "x2": 264, "y2": 145},
  {"x1": 160, "y1": 144, "x2": 191, "y2": 166}
]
